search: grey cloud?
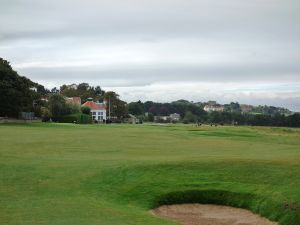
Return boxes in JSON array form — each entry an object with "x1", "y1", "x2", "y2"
[
  {"x1": 1, "y1": 0, "x2": 299, "y2": 42},
  {"x1": 18, "y1": 62, "x2": 300, "y2": 86},
  {"x1": 1, "y1": 0, "x2": 300, "y2": 110}
]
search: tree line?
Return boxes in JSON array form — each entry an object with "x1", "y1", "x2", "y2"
[
  {"x1": 0, "y1": 58, "x2": 127, "y2": 122},
  {"x1": 1, "y1": 57, "x2": 299, "y2": 127},
  {"x1": 128, "y1": 101, "x2": 300, "y2": 127}
]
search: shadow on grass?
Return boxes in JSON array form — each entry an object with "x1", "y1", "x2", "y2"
[{"x1": 152, "y1": 190, "x2": 255, "y2": 208}]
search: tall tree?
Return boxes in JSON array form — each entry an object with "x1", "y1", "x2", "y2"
[
  {"x1": 104, "y1": 91, "x2": 128, "y2": 118},
  {"x1": 0, "y1": 58, "x2": 38, "y2": 117},
  {"x1": 128, "y1": 101, "x2": 144, "y2": 115},
  {"x1": 48, "y1": 94, "x2": 68, "y2": 119}
]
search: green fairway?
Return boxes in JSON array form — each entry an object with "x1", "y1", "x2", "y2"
[{"x1": 0, "y1": 123, "x2": 299, "y2": 225}]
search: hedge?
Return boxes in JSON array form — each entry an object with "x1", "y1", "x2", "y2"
[{"x1": 58, "y1": 113, "x2": 92, "y2": 124}]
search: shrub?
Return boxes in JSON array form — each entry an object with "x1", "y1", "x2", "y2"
[
  {"x1": 147, "y1": 113, "x2": 154, "y2": 122},
  {"x1": 183, "y1": 111, "x2": 197, "y2": 123},
  {"x1": 41, "y1": 107, "x2": 52, "y2": 122},
  {"x1": 66, "y1": 103, "x2": 81, "y2": 114}
]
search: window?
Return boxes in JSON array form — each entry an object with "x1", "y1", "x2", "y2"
[{"x1": 92, "y1": 112, "x2": 96, "y2": 115}]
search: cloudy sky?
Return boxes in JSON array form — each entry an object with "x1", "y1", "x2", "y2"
[{"x1": 1, "y1": 0, "x2": 300, "y2": 111}]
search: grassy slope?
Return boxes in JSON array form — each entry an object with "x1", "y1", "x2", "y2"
[{"x1": 0, "y1": 123, "x2": 299, "y2": 225}]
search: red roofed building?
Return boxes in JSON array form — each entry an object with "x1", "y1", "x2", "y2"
[
  {"x1": 82, "y1": 98, "x2": 106, "y2": 122},
  {"x1": 66, "y1": 97, "x2": 81, "y2": 105}
]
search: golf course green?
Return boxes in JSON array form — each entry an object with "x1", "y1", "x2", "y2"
[{"x1": 0, "y1": 123, "x2": 299, "y2": 225}]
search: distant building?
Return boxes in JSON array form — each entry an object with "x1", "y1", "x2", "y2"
[
  {"x1": 66, "y1": 97, "x2": 81, "y2": 105},
  {"x1": 82, "y1": 99, "x2": 106, "y2": 122},
  {"x1": 240, "y1": 104, "x2": 254, "y2": 113},
  {"x1": 154, "y1": 116, "x2": 170, "y2": 122},
  {"x1": 169, "y1": 113, "x2": 180, "y2": 121},
  {"x1": 124, "y1": 114, "x2": 140, "y2": 124},
  {"x1": 41, "y1": 97, "x2": 48, "y2": 102},
  {"x1": 154, "y1": 113, "x2": 180, "y2": 122},
  {"x1": 19, "y1": 112, "x2": 35, "y2": 120},
  {"x1": 30, "y1": 87, "x2": 37, "y2": 92},
  {"x1": 204, "y1": 104, "x2": 224, "y2": 112},
  {"x1": 69, "y1": 84, "x2": 78, "y2": 89},
  {"x1": 207, "y1": 101, "x2": 217, "y2": 105}
]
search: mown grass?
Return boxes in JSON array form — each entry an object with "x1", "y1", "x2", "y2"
[{"x1": 0, "y1": 123, "x2": 299, "y2": 225}]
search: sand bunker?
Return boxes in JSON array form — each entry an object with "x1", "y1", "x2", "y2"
[{"x1": 151, "y1": 204, "x2": 278, "y2": 225}]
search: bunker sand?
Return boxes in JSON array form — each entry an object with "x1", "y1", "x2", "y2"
[{"x1": 151, "y1": 204, "x2": 278, "y2": 225}]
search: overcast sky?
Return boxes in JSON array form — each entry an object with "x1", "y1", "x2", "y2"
[{"x1": 1, "y1": 0, "x2": 300, "y2": 111}]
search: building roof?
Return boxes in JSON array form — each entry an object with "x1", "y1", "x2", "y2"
[
  {"x1": 66, "y1": 97, "x2": 81, "y2": 105},
  {"x1": 82, "y1": 101, "x2": 106, "y2": 110}
]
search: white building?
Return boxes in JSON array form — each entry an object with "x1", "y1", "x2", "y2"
[
  {"x1": 154, "y1": 116, "x2": 170, "y2": 122},
  {"x1": 170, "y1": 113, "x2": 180, "y2": 121},
  {"x1": 30, "y1": 87, "x2": 37, "y2": 92},
  {"x1": 124, "y1": 114, "x2": 140, "y2": 124},
  {"x1": 204, "y1": 104, "x2": 224, "y2": 112},
  {"x1": 82, "y1": 99, "x2": 106, "y2": 122}
]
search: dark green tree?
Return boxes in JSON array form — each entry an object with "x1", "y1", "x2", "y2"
[
  {"x1": 146, "y1": 113, "x2": 154, "y2": 122},
  {"x1": 48, "y1": 94, "x2": 68, "y2": 120},
  {"x1": 286, "y1": 113, "x2": 300, "y2": 127},
  {"x1": 128, "y1": 101, "x2": 144, "y2": 115},
  {"x1": 104, "y1": 91, "x2": 128, "y2": 118},
  {"x1": 183, "y1": 111, "x2": 197, "y2": 123},
  {"x1": 0, "y1": 58, "x2": 39, "y2": 117},
  {"x1": 81, "y1": 106, "x2": 91, "y2": 115}
]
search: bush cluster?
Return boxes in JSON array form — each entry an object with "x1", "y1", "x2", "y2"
[{"x1": 57, "y1": 113, "x2": 92, "y2": 124}]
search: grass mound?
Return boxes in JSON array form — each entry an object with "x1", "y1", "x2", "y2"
[{"x1": 85, "y1": 161, "x2": 300, "y2": 225}]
